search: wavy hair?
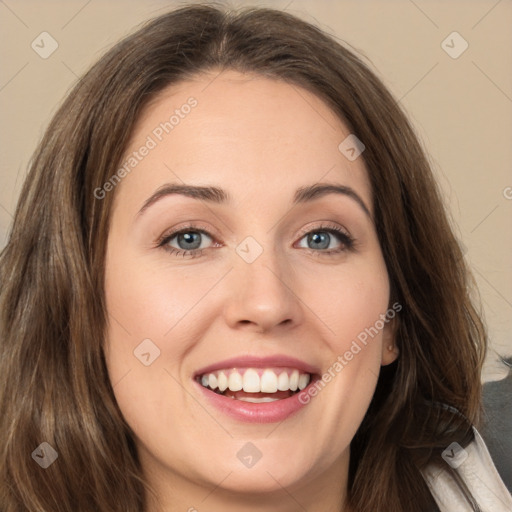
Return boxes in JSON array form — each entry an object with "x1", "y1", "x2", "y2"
[{"x1": 0, "y1": 3, "x2": 487, "y2": 511}]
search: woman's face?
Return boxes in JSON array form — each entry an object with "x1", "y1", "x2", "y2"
[{"x1": 104, "y1": 70, "x2": 397, "y2": 507}]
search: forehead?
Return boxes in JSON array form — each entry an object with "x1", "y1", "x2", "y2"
[{"x1": 115, "y1": 69, "x2": 372, "y2": 213}]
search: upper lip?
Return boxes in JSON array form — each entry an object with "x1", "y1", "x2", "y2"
[{"x1": 194, "y1": 355, "x2": 321, "y2": 378}]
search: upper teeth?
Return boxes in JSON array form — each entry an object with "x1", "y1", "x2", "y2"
[{"x1": 199, "y1": 368, "x2": 311, "y2": 393}]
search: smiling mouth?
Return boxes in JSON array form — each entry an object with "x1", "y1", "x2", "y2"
[{"x1": 196, "y1": 367, "x2": 313, "y2": 403}]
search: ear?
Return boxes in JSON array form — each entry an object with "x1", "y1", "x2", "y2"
[{"x1": 381, "y1": 315, "x2": 399, "y2": 366}]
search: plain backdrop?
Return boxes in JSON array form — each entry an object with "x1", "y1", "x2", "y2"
[{"x1": 0, "y1": 0, "x2": 511, "y2": 381}]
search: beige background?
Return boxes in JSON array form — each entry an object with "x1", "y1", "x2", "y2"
[{"x1": 0, "y1": 0, "x2": 511, "y2": 381}]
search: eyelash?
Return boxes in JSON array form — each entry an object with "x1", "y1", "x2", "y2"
[{"x1": 156, "y1": 222, "x2": 356, "y2": 259}]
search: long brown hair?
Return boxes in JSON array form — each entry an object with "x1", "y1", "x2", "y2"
[{"x1": 0, "y1": 3, "x2": 487, "y2": 511}]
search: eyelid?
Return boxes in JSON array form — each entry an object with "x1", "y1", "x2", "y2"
[
  {"x1": 294, "y1": 222, "x2": 356, "y2": 254},
  {"x1": 295, "y1": 221, "x2": 351, "y2": 240},
  {"x1": 156, "y1": 221, "x2": 219, "y2": 246}
]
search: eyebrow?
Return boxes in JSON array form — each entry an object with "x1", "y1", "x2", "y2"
[{"x1": 136, "y1": 182, "x2": 371, "y2": 218}]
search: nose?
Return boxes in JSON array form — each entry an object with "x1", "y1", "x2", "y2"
[{"x1": 222, "y1": 245, "x2": 305, "y2": 334}]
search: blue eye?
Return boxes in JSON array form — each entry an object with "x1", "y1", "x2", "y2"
[
  {"x1": 158, "y1": 227, "x2": 213, "y2": 258},
  {"x1": 300, "y1": 226, "x2": 354, "y2": 255},
  {"x1": 157, "y1": 223, "x2": 354, "y2": 258},
  {"x1": 171, "y1": 231, "x2": 209, "y2": 251},
  {"x1": 297, "y1": 229, "x2": 352, "y2": 252}
]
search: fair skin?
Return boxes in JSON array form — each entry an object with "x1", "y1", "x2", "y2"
[{"x1": 104, "y1": 69, "x2": 398, "y2": 512}]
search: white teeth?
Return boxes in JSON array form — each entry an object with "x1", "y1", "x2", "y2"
[
  {"x1": 228, "y1": 371, "x2": 243, "y2": 392},
  {"x1": 260, "y1": 369, "x2": 278, "y2": 393},
  {"x1": 199, "y1": 368, "x2": 312, "y2": 394},
  {"x1": 277, "y1": 372, "x2": 290, "y2": 391},
  {"x1": 218, "y1": 371, "x2": 228, "y2": 392},
  {"x1": 289, "y1": 370, "x2": 299, "y2": 391},
  {"x1": 242, "y1": 369, "x2": 260, "y2": 392},
  {"x1": 237, "y1": 396, "x2": 280, "y2": 403},
  {"x1": 208, "y1": 373, "x2": 218, "y2": 390},
  {"x1": 298, "y1": 373, "x2": 310, "y2": 390}
]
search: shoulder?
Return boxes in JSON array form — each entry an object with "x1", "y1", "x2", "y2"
[{"x1": 421, "y1": 427, "x2": 512, "y2": 512}]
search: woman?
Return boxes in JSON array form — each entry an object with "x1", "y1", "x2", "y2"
[{"x1": 1, "y1": 4, "x2": 510, "y2": 511}]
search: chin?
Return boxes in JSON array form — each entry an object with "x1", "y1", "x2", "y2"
[{"x1": 205, "y1": 464, "x2": 308, "y2": 495}]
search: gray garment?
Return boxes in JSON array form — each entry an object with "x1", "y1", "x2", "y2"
[{"x1": 481, "y1": 357, "x2": 512, "y2": 493}]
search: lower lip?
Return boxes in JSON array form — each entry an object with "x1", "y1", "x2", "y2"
[{"x1": 193, "y1": 379, "x2": 315, "y2": 423}]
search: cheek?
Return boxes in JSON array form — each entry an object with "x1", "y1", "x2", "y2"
[
  {"x1": 104, "y1": 243, "x2": 219, "y2": 342},
  {"x1": 294, "y1": 255, "x2": 390, "y2": 343},
  {"x1": 291, "y1": 260, "x2": 390, "y2": 446},
  {"x1": 324, "y1": 266, "x2": 390, "y2": 381},
  {"x1": 103, "y1": 245, "x2": 225, "y2": 433}
]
